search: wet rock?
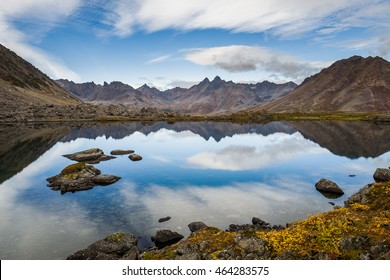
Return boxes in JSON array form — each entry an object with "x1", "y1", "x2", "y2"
[
  {"x1": 344, "y1": 184, "x2": 372, "y2": 206},
  {"x1": 175, "y1": 243, "x2": 202, "y2": 260},
  {"x1": 315, "y1": 178, "x2": 344, "y2": 197},
  {"x1": 129, "y1": 153, "x2": 142, "y2": 161},
  {"x1": 63, "y1": 148, "x2": 115, "y2": 164},
  {"x1": 151, "y1": 229, "x2": 184, "y2": 249},
  {"x1": 188, "y1": 221, "x2": 207, "y2": 233},
  {"x1": 92, "y1": 174, "x2": 121, "y2": 185},
  {"x1": 67, "y1": 232, "x2": 139, "y2": 260},
  {"x1": 373, "y1": 168, "x2": 390, "y2": 182},
  {"x1": 158, "y1": 216, "x2": 171, "y2": 223},
  {"x1": 46, "y1": 162, "x2": 120, "y2": 193},
  {"x1": 110, "y1": 149, "x2": 135, "y2": 155}
]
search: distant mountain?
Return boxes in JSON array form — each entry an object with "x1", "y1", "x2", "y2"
[
  {"x1": 57, "y1": 77, "x2": 297, "y2": 114},
  {"x1": 259, "y1": 56, "x2": 390, "y2": 113},
  {"x1": 0, "y1": 44, "x2": 81, "y2": 109}
]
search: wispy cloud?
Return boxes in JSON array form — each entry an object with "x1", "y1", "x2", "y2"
[
  {"x1": 0, "y1": 0, "x2": 82, "y2": 80},
  {"x1": 184, "y1": 45, "x2": 330, "y2": 81},
  {"x1": 105, "y1": 0, "x2": 390, "y2": 39},
  {"x1": 146, "y1": 55, "x2": 171, "y2": 64}
]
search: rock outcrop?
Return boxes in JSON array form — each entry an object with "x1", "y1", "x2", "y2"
[
  {"x1": 63, "y1": 148, "x2": 115, "y2": 164},
  {"x1": 46, "y1": 162, "x2": 120, "y2": 193},
  {"x1": 67, "y1": 232, "x2": 139, "y2": 260}
]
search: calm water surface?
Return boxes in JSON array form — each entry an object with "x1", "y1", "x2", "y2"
[{"x1": 0, "y1": 121, "x2": 389, "y2": 259}]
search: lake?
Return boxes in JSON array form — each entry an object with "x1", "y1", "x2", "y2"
[{"x1": 0, "y1": 121, "x2": 389, "y2": 259}]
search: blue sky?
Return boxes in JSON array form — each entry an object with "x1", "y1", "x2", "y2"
[{"x1": 1, "y1": 0, "x2": 390, "y2": 89}]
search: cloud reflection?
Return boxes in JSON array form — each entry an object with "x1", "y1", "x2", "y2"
[{"x1": 187, "y1": 132, "x2": 323, "y2": 170}]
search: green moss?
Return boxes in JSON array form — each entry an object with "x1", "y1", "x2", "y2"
[
  {"x1": 60, "y1": 162, "x2": 87, "y2": 175},
  {"x1": 105, "y1": 232, "x2": 125, "y2": 242}
]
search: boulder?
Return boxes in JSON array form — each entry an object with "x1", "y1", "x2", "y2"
[
  {"x1": 315, "y1": 178, "x2": 344, "y2": 195},
  {"x1": 188, "y1": 221, "x2": 207, "y2": 232},
  {"x1": 63, "y1": 148, "x2": 115, "y2": 164},
  {"x1": 67, "y1": 232, "x2": 139, "y2": 260},
  {"x1": 46, "y1": 162, "x2": 120, "y2": 193},
  {"x1": 373, "y1": 168, "x2": 390, "y2": 182},
  {"x1": 344, "y1": 184, "x2": 372, "y2": 206},
  {"x1": 110, "y1": 149, "x2": 135, "y2": 155},
  {"x1": 151, "y1": 229, "x2": 184, "y2": 249},
  {"x1": 129, "y1": 153, "x2": 142, "y2": 161},
  {"x1": 252, "y1": 217, "x2": 267, "y2": 226}
]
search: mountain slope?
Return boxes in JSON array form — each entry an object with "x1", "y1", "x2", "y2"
[
  {"x1": 0, "y1": 44, "x2": 81, "y2": 107},
  {"x1": 58, "y1": 77, "x2": 297, "y2": 114},
  {"x1": 259, "y1": 56, "x2": 390, "y2": 113}
]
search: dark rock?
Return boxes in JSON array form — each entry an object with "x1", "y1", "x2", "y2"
[
  {"x1": 315, "y1": 178, "x2": 344, "y2": 197},
  {"x1": 92, "y1": 174, "x2": 121, "y2": 185},
  {"x1": 237, "y1": 236, "x2": 269, "y2": 259},
  {"x1": 63, "y1": 148, "x2": 115, "y2": 164},
  {"x1": 339, "y1": 236, "x2": 370, "y2": 252},
  {"x1": 329, "y1": 202, "x2": 335, "y2": 206},
  {"x1": 151, "y1": 229, "x2": 184, "y2": 249},
  {"x1": 227, "y1": 220, "x2": 271, "y2": 232},
  {"x1": 46, "y1": 162, "x2": 120, "y2": 193},
  {"x1": 129, "y1": 153, "x2": 142, "y2": 161},
  {"x1": 110, "y1": 149, "x2": 135, "y2": 155},
  {"x1": 188, "y1": 221, "x2": 207, "y2": 232},
  {"x1": 373, "y1": 168, "x2": 390, "y2": 182},
  {"x1": 67, "y1": 232, "x2": 139, "y2": 260},
  {"x1": 252, "y1": 217, "x2": 266, "y2": 226},
  {"x1": 349, "y1": 174, "x2": 356, "y2": 177},
  {"x1": 344, "y1": 184, "x2": 372, "y2": 206},
  {"x1": 175, "y1": 243, "x2": 201, "y2": 260},
  {"x1": 158, "y1": 216, "x2": 171, "y2": 223}
]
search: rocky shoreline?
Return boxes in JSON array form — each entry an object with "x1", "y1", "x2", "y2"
[{"x1": 66, "y1": 168, "x2": 390, "y2": 260}]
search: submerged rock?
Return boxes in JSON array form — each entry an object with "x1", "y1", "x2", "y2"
[
  {"x1": 110, "y1": 149, "x2": 135, "y2": 155},
  {"x1": 315, "y1": 178, "x2": 344, "y2": 197},
  {"x1": 46, "y1": 162, "x2": 120, "y2": 194},
  {"x1": 373, "y1": 168, "x2": 390, "y2": 182},
  {"x1": 151, "y1": 229, "x2": 184, "y2": 249},
  {"x1": 67, "y1": 232, "x2": 139, "y2": 260},
  {"x1": 63, "y1": 148, "x2": 115, "y2": 164},
  {"x1": 129, "y1": 153, "x2": 142, "y2": 161}
]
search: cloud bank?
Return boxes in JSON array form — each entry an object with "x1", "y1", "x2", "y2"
[{"x1": 184, "y1": 45, "x2": 330, "y2": 81}]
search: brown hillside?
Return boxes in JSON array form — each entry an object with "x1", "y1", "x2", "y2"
[{"x1": 259, "y1": 56, "x2": 390, "y2": 113}]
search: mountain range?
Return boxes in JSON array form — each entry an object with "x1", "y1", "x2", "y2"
[{"x1": 57, "y1": 77, "x2": 297, "y2": 114}]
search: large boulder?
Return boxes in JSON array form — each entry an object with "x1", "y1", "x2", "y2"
[
  {"x1": 63, "y1": 148, "x2": 115, "y2": 164},
  {"x1": 315, "y1": 178, "x2": 344, "y2": 196},
  {"x1": 188, "y1": 221, "x2": 207, "y2": 233},
  {"x1": 373, "y1": 168, "x2": 390, "y2": 182},
  {"x1": 46, "y1": 162, "x2": 120, "y2": 194},
  {"x1": 67, "y1": 232, "x2": 139, "y2": 260},
  {"x1": 151, "y1": 229, "x2": 184, "y2": 249}
]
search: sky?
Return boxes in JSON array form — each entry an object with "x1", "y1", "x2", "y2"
[{"x1": 1, "y1": 0, "x2": 390, "y2": 90}]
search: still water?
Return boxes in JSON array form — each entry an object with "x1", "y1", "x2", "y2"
[{"x1": 0, "y1": 121, "x2": 389, "y2": 259}]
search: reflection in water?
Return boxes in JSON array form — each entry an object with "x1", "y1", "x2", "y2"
[{"x1": 0, "y1": 121, "x2": 389, "y2": 259}]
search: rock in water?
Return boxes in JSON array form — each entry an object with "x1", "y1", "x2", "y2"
[
  {"x1": 315, "y1": 178, "x2": 344, "y2": 196},
  {"x1": 151, "y1": 229, "x2": 184, "y2": 249},
  {"x1": 110, "y1": 149, "x2": 135, "y2": 155},
  {"x1": 129, "y1": 153, "x2": 142, "y2": 161},
  {"x1": 63, "y1": 148, "x2": 115, "y2": 164},
  {"x1": 46, "y1": 162, "x2": 120, "y2": 193},
  {"x1": 67, "y1": 232, "x2": 139, "y2": 260},
  {"x1": 188, "y1": 221, "x2": 207, "y2": 232},
  {"x1": 373, "y1": 168, "x2": 390, "y2": 182},
  {"x1": 158, "y1": 216, "x2": 171, "y2": 223}
]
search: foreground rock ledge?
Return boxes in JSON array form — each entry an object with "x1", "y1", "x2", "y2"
[
  {"x1": 67, "y1": 232, "x2": 139, "y2": 260},
  {"x1": 46, "y1": 162, "x2": 120, "y2": 193}
]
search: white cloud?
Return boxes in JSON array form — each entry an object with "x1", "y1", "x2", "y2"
[
  {"x1": 0, "y1": 0, "x2": 81, "y2": 80},
  {"x1": 106, "y1": 0, "x2": 390, "y2": 38},
  {"x1": 146, "y1": 55, "x2": 171, "y2": 64},
  {"x1": 184, "y1": 45, "x2": 330, "y2": 81}
]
